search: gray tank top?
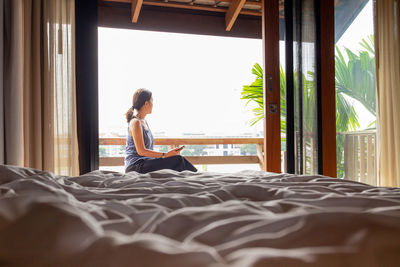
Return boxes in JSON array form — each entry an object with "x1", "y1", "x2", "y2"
[{"x1": 125, "y1": 118, "x2": 154, "y2": 168}]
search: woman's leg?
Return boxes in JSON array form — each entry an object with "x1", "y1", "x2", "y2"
[
  {"x1": 181, "y1": 156, "x2": 197, "y2": 172},
  {"x1": 139, "y1": 155, "x2": 197, "y2": 173},
  {"x1": 125, "y1": 159, "x2": 145, "y2": 173},
  {"x1": 125, "y1": 164, "x2": 137, "y2": 173}
]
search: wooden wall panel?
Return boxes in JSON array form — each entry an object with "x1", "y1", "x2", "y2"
[
  {"x1": 262, "y1": 0, "x2": 281, "y2": 173},
  {"x1": 76, "y1": 0, "x2": 99, "y2": 174},
  {"x1": 318, "y1": 0, "x2": 336, "y2": 177}
]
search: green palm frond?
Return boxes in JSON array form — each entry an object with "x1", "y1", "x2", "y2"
[{"x1": 359, "y1": 35, "x2": 375, "y2": 55}]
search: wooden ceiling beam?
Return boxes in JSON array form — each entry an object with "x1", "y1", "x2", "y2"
[
  {"x1": 106, "y1": 0, "x2": 262, "y2": 6},
  {"x1": 225, "y1": 0, "x2": 247, "y2": 31},
  {"x1": 143, "y1": 0, "x2": 261, "y2": 16},
  {"x1": 131, "y1": 0, "x2": 143, "y2": 22},
  {"x1": 104, "y1": 0, "x2": 262, "y2": 17}
]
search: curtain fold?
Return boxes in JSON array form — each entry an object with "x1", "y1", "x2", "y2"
[
  {"x1": 375, "y1": 0, "x2": 400, "y2": 187},
  {"x1": 4, "y1": 0, "x2": 24, "y2": 167},
  {"x1": 23, "y1": 0, "x2": 44, "y2": 169},
  {"x1": 50, "y1": 0, "x2": 79, "y2": 175},
  {"x1": 3, "y1": 0, "x2": 79, "y2": 175}
]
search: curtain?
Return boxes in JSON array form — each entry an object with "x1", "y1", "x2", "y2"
[
  {"x1": 4, "y1": 0, "x2": 24, "y2": 167},
  {"x1": 44, "y1": 0, "x2": 79, "y2": 175},
  {"x1": 0, "y1": 0, "x2": 4, "y2": 165},
  {"x1": 3, "y1": 0, "x2": 79, "y2": 175},
  {"x1": 375, "y1": 0, "x2": 400, "y2": 187}
]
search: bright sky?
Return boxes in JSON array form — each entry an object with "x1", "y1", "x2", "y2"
[
  {"x1": 98, "y1": 29, "x2": 263, "y2": 137},
  {"x1": 98, "y1": 0, "x2": 375, "y2": 137},
  {"x1": 336, "y1": 1, "x2": 374, "y2": 52}
]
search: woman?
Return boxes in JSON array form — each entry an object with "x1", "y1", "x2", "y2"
[{"x1": 125, "y1": 88, "x2": 197, "y2": 173}]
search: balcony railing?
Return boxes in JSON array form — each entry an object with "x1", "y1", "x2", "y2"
[
  {"x1": 99, "y1": 137, "x2": 265, "y2": 170},
  {"x1": 99, "y1": 130, "x2": 377, "y2": 185},
  {"x1": 338, "y1": 130, "x2": 377, "y2": 185}
]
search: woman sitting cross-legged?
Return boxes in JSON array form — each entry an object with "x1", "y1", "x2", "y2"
[{"x1": 125, "y1": 88, "x2": 197, "y2": 174}]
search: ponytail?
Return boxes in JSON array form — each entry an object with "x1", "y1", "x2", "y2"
[{"x1": 126, "y1": 106, "x2": 135, "y2": 123}]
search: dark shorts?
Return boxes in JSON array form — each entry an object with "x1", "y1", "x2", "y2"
[{"x1": 125, "y1": 155, "x2": 197, "y2": 174}]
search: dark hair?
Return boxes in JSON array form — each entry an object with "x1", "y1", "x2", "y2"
[{"x1": 126, "y1": 88, "x2": 152, "y2": 123}]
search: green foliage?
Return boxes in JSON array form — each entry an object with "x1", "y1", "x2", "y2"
[
  {"x1": 241, "y1": 63, "x2": 264, "y2": 126},
  {"x1": 240, "y1": 64, "x2": 286, "y2": 131},
  {"x1": 335, "y1": 35, "x2": 376, "y2": 118}
]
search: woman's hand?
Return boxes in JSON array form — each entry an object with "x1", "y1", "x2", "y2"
[{"x1": 165, "y1": 147, "x2": 182, "y2": 157}]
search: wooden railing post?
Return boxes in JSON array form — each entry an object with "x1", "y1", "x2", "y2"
[
  {"x1": 366, "y1": 135, "x2": 373, "y2": 184},
  {"x1": 344, "y1": 135, "x2": 352, "y2": 180},
  {"x1": 283, "y1": 151, "x2": 287, "y2": 173},
  {"x1": 360, "y1": 136, "x2": 366, "y2": 183},
  {"x1": 256, "y1": 144, "x2": 264, "y2": 171},
  {"x1": 310, "y1": 136, "x2": 314, "y2": 174},
  {"x1": 353, "y1": 135, "x2": 359, "y2": 182}
]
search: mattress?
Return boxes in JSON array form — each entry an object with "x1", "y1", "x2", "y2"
[{"x1": 1, "y1": 165, "x2": 400, "y2": 266}]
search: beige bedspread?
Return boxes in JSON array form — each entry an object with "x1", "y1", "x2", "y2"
[{"x1": 1, "y1": 165, "x2": 400, "y2": 266}]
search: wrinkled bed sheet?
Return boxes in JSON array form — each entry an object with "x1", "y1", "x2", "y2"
[{"x1": 0, "y1": 165, "x2": 400, "y2": 267}]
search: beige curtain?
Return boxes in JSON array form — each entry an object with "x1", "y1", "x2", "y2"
[
  {"x1": 375, "y1": 0, "x2": 400, "y2": 187},
  {"x1": 0, "y1": 0, "x2": 4, "y2": 165},
  {"x1": 3, "y1": 0, "x2": 79, "y2": 175}
]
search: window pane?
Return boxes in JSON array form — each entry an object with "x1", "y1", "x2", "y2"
[{"x1": 335, "y1": 0, "x2": 377, "y2": 184}]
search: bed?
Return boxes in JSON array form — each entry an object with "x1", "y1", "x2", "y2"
[{"x1": 1, "y1": 164, "x2": 400, "y2": 266}]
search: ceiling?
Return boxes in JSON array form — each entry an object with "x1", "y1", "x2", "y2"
[{"x1": 101, "y1": 0, "x2": 369, "y2": 41}]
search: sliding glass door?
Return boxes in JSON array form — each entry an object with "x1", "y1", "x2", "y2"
[{"x1": 283, "y1": 0, "x2": 336, "y2": 176}]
